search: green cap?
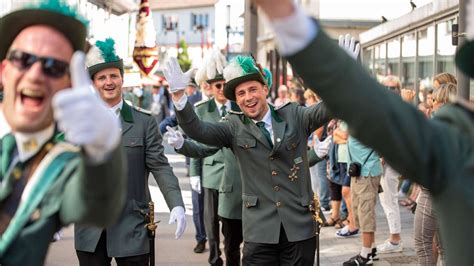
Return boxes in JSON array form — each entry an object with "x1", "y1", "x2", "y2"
[
  {"x1": 223, "y1": 55, "x2": 272, "y2": 101},
  {"x1": 86, "y1": 38, "x2": 124, "y2": 78},
  {"x1": 0, "y1": 0, "x2": 88, "y2": 61}
]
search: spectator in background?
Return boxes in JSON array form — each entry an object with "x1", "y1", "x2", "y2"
[
  {"x1": 274, "y1": 84, "x2": 290, "y2": 106},
  {"x1": 290, "y1": 86, "x2": 306, "y2": 106},
  {"x1": 414, "y1": 81, "x2": 457, "y2": 265},
  {"x1": 186, "y1": 79, "x2": 203, "y2": 105},
  {"x1": 151, "y1": 83, "x2": 171, "y2": 125},
  {"x1": 376, "y1": 76, "x2": 404, "y2": 254}
]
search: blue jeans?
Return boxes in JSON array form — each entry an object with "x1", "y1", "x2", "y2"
[
  {"x1": 192, "y1": 189, "x2": 206, "y2": 242},
  {"x1": 316, "y1": 159, "x2": 331, "y2": 209}
]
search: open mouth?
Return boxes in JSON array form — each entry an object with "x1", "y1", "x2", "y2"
[
  {"x1": 245, "y1": 102, "x2": 258, "y2": 108},
  {"x1": 20, "y1": 89, "x2": 45, "y2": 108}
]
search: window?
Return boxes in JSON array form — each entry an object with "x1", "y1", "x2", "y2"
[
  {"x1": 436, "y1": 19, "x2": 456, "y2": 75},
  {"x1": 417, "y1": 26, "x2": 435, "y2": 84},
  {"x1": 401, "y1": 33, "x2": 416, "y2": 89},
  {"x1": 191, "y1": 12, "x2": 209, "y2": 30},
  {"x1": 374, "y1": 43, "x2": 386, "y2": 76},
  {"x1": 387, "y1": 38, "x2": 400, "y2": 76},
  {"x1": 163, "y1": 14, "x2": 178, "y2": 31}
]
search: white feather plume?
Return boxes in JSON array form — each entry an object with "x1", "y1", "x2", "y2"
[
  {"x1": 223, "y1": 59, "x2": 243, "y2": 82},
  {"x1": 85, "y1": 45, "x2": 104, "y2": 68},
  {"x1": 194, "y1": 64, "x2": 208, "y2": 86},
  {"x1": 467, "y1": 0, "x2": 474, "y2": 40}
]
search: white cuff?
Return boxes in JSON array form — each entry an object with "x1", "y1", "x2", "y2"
[
  {"x1": 270, "y1": 4, "x2": 318, "y2": 56},
  {"x1": 173, "y1": 94, "x2": 188, "y2": 111}
]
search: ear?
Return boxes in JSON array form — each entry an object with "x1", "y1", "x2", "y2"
[{"x1": 0, "y1": 60, "x2": 7, "y2": 87}]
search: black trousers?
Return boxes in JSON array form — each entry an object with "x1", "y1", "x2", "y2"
[
  {"x1": 220, "y1": 217, "x2": 243, "y2": 266},
  {"x1": 242, "y1": 225, "x2": 316, "y2": 266},
  {"x1": 76, "y1": 231, "x2": 149, "y2": 266},
  {"x1": 204, "y1": 187, "x2": 223, "y2": 266}
]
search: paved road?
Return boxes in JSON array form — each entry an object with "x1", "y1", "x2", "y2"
[{"x1": 45, "y1": 146, "x2": 417, "y2": 265}]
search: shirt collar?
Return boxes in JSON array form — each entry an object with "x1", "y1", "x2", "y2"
[
  {"x1": 252, "y1": 106, "x2": 272, "y2": 126},
  {"x1": 214, "y1": 99, "x2": 230, "y2": 112},
  {"x1": 111, "y1": 101, "x2": 124, "y2": 116},
  {"x1": 14, "y1": 124, "x2": 55, "y2": 162}
]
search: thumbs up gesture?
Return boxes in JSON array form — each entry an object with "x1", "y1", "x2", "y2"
[{"x1": 52, "y1": 51, "x2": 121, "y2": 164}]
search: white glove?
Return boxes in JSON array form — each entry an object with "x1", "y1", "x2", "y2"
[
  {"x1": 52, "y1": 52, "x2": 121, "y2": 164},
  {"x1": 190, "y1": 176, "x2": 201, "y2": 194},
  {"x1": 169, "y1": 206, "x2": 186, "y2": 239},
  {"x1": 338, "y1": 34, "x2": 360, "y2": 60},
  {"x1": 164, "y1": 126, "x2": 184, "y2": 149},
  {"x1": 315, "y1": 136, "x2": 332, "y2": 158},
  {"x1": 162, "y1": 57, "x2": 196, "y2": 93}
]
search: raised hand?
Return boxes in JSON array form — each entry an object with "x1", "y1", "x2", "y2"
[
  {"x1": 52, "y1": 51, "x2": 121, "y2": 163},
  {"x1": 164, "y1": 126, "x2": 184, "y2": 149},
  {"x1": 338, "y1": 34, "x2": 360, "y2": 60}
]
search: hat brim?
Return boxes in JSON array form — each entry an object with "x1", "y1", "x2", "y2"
[
  {"x1": 455, "y1": 40, "x2": 474, "y2": 78},
  {"x1": 0, "y1": 9, "x2": 87, "y2": 61},
  {"x1": 224, "y1": 72, "x2": 266, "y2": 101},
  {"x1": 206, "y1": 74, "x2": 225, "y2": 84},
  {"x1": 88, "y1": 60, "x2": 124, "y2": 78}
]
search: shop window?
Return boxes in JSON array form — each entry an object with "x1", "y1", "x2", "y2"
[
  {"x1": 401, "y1": 33, "x2": 416, "y2": 89},
  {"x1": 387, "y1": 38, "x2": 400, "y2": 76},
  {"x1": 436, "y1": 19, "x2": 456, "y2": 75}
]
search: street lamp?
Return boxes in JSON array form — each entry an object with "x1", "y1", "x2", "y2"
[{"x1": 226, "y1": 4, "x2": 231, "y2": 58}]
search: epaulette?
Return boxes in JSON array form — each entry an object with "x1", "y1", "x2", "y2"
[
  {"x1": 132, "y1": 105, "x2": 152, "y2": 115},
  {"x1": 228, "y1": 109, "x2": 243, "y2": 115},
  {"x1": 274, "y1": 101, "x2": 292, "y2": 110},
  {"x1": 194, "y1": 98, "x2": 212, "y2": 108}
]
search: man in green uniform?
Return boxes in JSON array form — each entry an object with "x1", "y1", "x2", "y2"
[
  {"x1": 74, "y1": 38, "x2": 186, "y2": 265},
  {"x1": 186, "y1": 50, "x2": 239, "y2": 266},
  {"x1": 0, "y1": 1, "x2": 126, "y2": 265},
  {"x1": 253, "y1": 0, "x2": 474, "y2": 265},
  {"x1": 163, "y1": 55, "x2": 331, "y2": 265}
]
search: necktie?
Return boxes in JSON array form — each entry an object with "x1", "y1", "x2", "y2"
[
  {"x1": 1, "y1": 134, "x2": 16, "y2": 177},
  {"x1": 220, "y1": 105, "x2": 227, "y2": 117},
  {"x1": 115, "y1": 108, "x2": 121, "y2": 116},
  {"x1": 256, "y1": 122, "x2": 273, "y2": 148}
]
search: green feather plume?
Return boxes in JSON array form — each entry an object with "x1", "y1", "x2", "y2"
[
  {"x1": 263, "y1": 68, "x2": 272, "y2": 88},
  {"x1": 31, "y1": 0, "x2": 88, "y2": 26},
  {"x1": 235, "y1": 56, "x2": 258, "y2": 75},
  {"x1": 95, "y1": 38, "x2": 120, "y2": 62}
]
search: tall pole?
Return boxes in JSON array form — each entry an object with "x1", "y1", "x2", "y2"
[
  {"x1": 457, "y1": 0, "x2": 470, "y2": 100},
  {"x1": 226, "y1": 4, "x2": 231, "y2": 59}
]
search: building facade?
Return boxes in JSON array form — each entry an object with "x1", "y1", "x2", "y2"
[{"x1": 360, "y1": 0, "x2": 473, "y2": 99}]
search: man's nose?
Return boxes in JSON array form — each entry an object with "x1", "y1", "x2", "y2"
[{"x1": 24, "y1": 61, "x2": 47, "y2": 82}]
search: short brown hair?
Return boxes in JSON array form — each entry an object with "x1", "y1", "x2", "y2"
[
  {"x1": 433, "y1": 72, "x2": 457, "y2": 86},
  {"x1": 433, "y1": 82, "x2": 457, "y2": 104}
]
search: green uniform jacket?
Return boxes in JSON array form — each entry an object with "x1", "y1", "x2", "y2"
[
  {"x1": 178, "y1": 140, "x2": 242, "y2": 219},
  {"x1": 0, "y1": 137, "x2": 126, "y2": 266},
  {"x1": 286, "y1": 25, "x2": 474, "y2": 265},
  {"x1": 190, "y1": 99, "x2": 239, "y2": 190},
  {"x1": 176, "y1": 101, "x2": 330, "y2": 243},
  {"x1": 75, "y1": 101, "x2": 184, "y2": 257}
]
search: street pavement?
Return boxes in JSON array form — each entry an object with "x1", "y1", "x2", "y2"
[{"x1": 45, "y1": 146, "x2": 417, "y2": 265}]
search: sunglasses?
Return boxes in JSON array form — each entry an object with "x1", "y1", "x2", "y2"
[
  {"x1": 386, "y1": 86, "x2": 400, "y2": 91},
  {"x1": 7, "y1": 50, "x2": 69, "y2": 78},
  {"x1": 214, "y1": 83, "x2": 225, "y2": 90}
]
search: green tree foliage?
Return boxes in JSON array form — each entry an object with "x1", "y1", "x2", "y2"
[{"x1": 177, "y1": 39, "x2": 192, "y2": 72}]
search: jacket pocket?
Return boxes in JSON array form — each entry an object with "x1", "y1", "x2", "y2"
[
  {"x1": 242, "y1": 194, "x2": 258, "y2": 208},
  {"x1": 123, "y1": 137, "x2": 144, "y2": 147},
  {"x1": 285, "y1": 134, "x2": 300, "y2": 150},
  {"x1": 236, "y1": 138, "x2": 257, "y2": 150}
]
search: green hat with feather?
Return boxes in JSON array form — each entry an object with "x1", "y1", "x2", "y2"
[
  {"x1": 86, "y1": 38, "x2": 124, "y2": 78},
  {"x1": 223, "y1": 55, "x2": 272, "y2": 101},
  {"x1": 0, "y1": 0, "x2": 88, "y2": 61}
]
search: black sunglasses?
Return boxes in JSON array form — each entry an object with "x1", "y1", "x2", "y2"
[
  {"x1": 7, "y1": 50, "x2": 69, "y2": 78},
  {"x1": 214, "y1": 83, "x2": 224, "y2": 90}
]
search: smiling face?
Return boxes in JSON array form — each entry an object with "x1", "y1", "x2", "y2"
[
  {"x1": 0, "y1": 25, "x2": 73, "y2": 133},
  {"x1": 234, "y1": 80, "x2": 269, "y2": 120},
  {"x1": 92, "y1": 67, "x2": 123, "y2": 107}
]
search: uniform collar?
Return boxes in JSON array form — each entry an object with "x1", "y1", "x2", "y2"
[
  {"x1": 214, "y1": 99, "x2": 231, "y2": 112},
  {"x1": 110, "y1": 101, "x2": 123, "y2": 116},
  {"x1": 252, "y1": 106, "x2": 272, "y2": 126},
  {"x1": 14, "y1": 124, "x2": 55, "y2": 162}
]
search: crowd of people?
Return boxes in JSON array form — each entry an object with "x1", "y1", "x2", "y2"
[{"x1": 0, "y1": 0, "x2": 473, "y2": 266}]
